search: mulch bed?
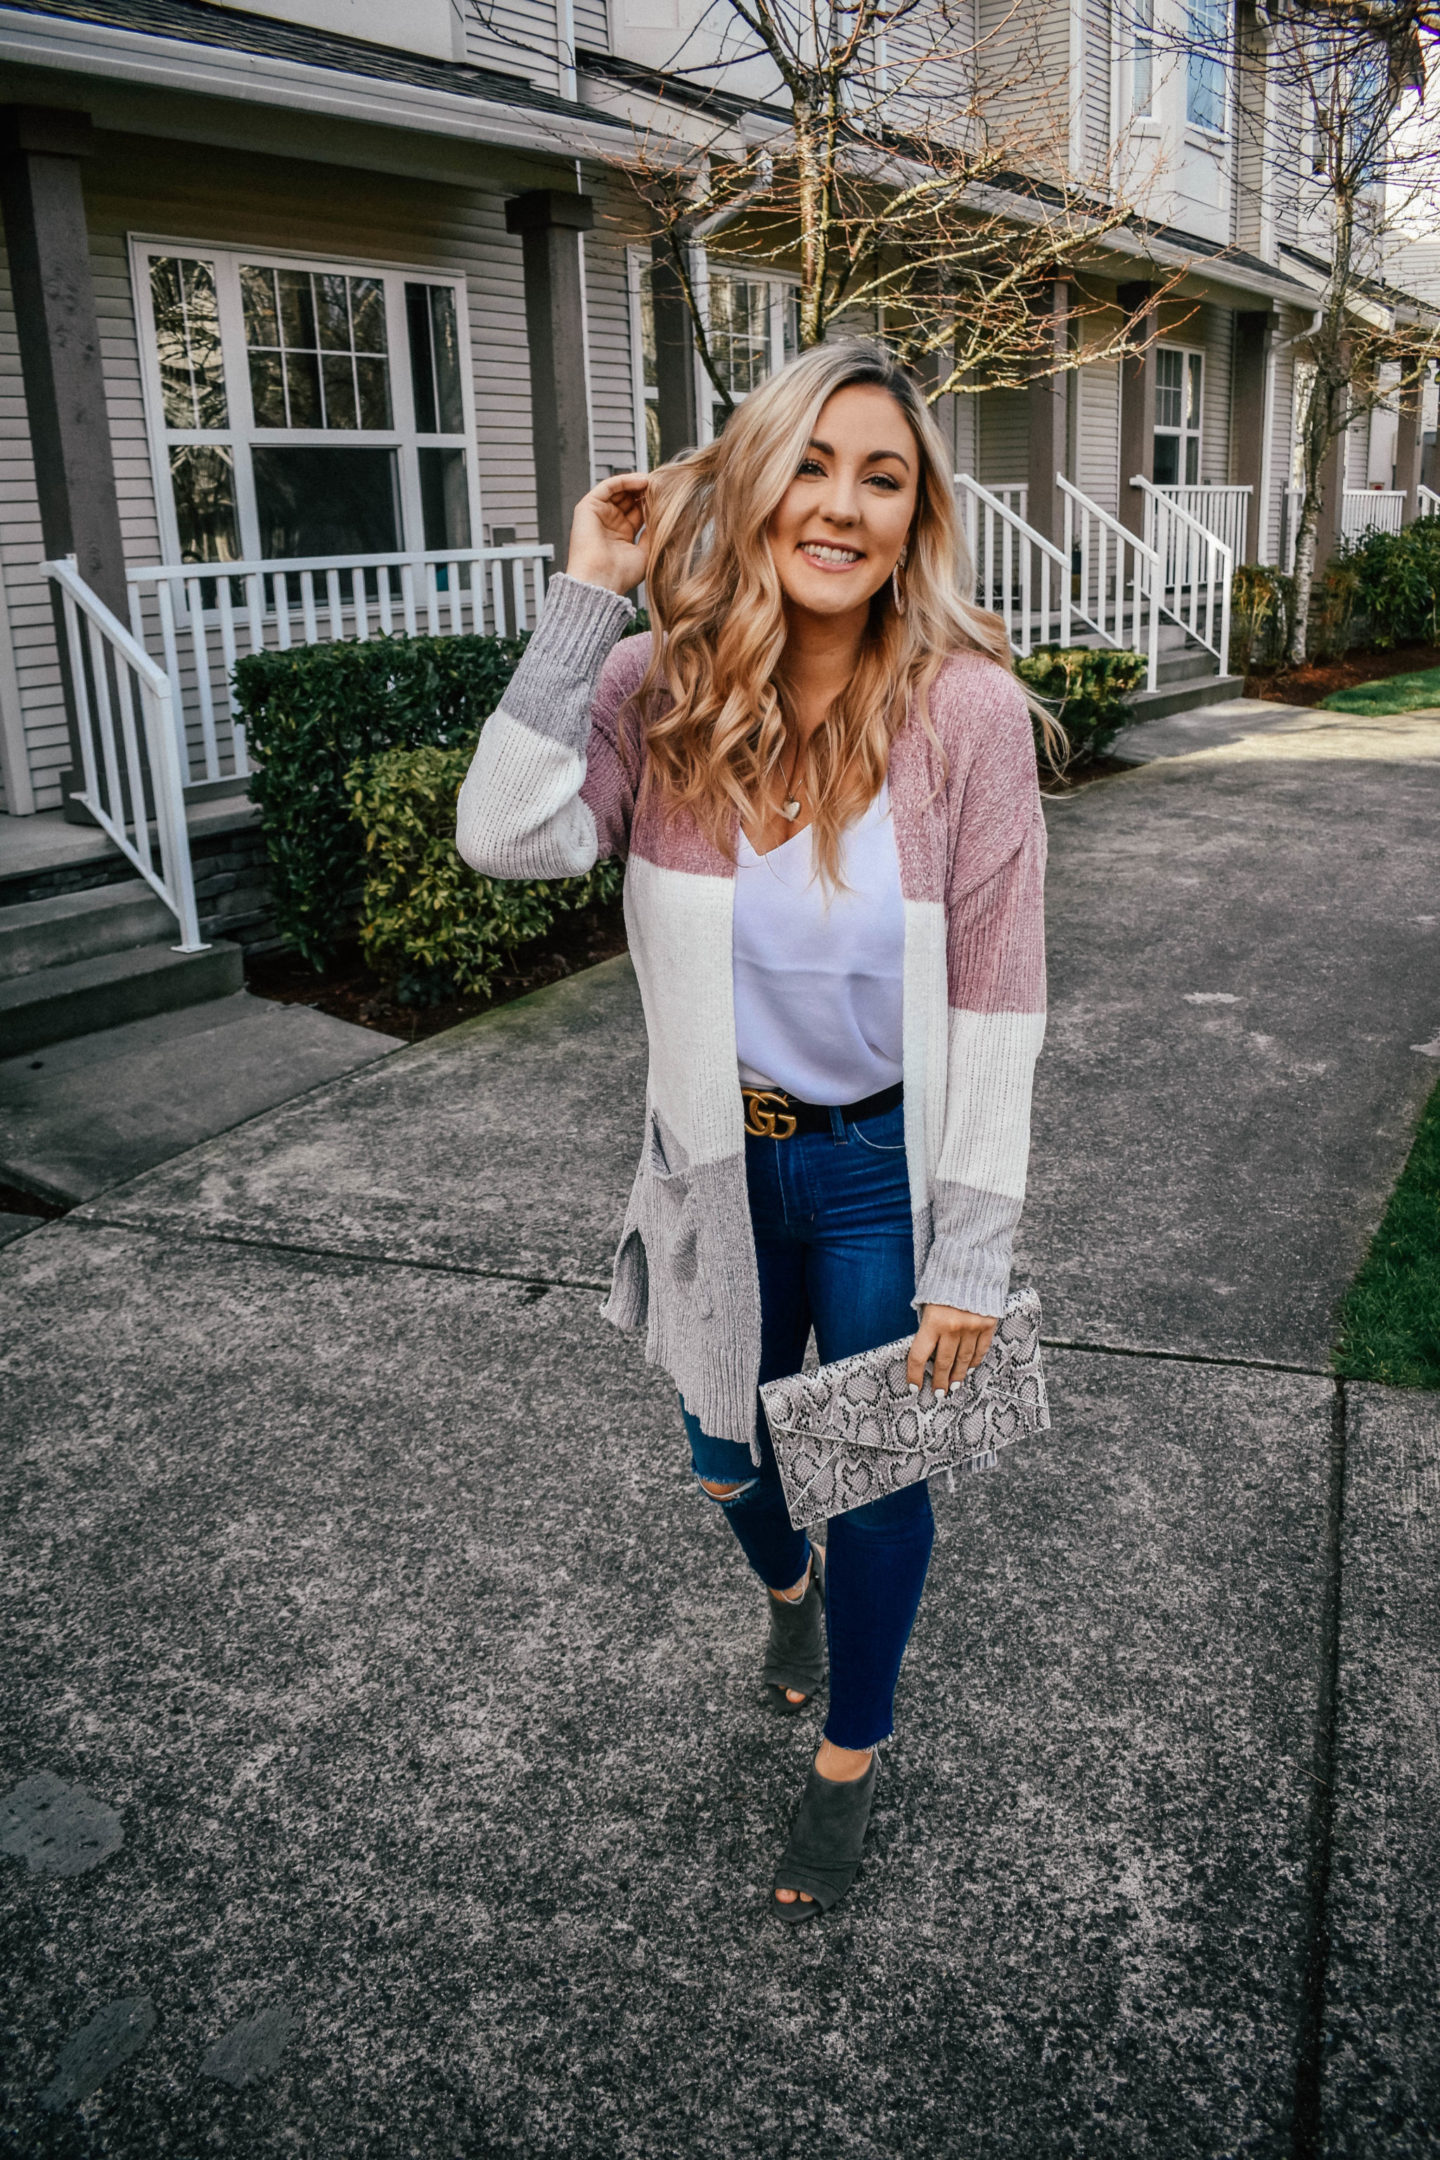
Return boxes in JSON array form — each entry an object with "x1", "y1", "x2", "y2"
[
  {"x1": 1040, "y1": 752, "x2": 1137, "y2": 794},
  {"x1": 244, "y1": 897, "x2": 630, "y2": 1043},
  {"x1": 1245, "y1": 643, "x2": 1440, "y2": 708},
  {"x1": 0, "y1": 1180, "x2": 67, "y2": 1219}
]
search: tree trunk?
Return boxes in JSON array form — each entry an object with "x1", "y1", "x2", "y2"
[{"x1": 1287, "y1": 493, "x2": 1321, "y2": 666}]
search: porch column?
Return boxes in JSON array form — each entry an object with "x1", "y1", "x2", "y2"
[
  {"x1": 0, "y1": 104, "x2": 126, "y2": 808},
  {"x1": 505, "y1": 189, "x2": 595, "y2": 572},
  {"x1": 1024, "y1": 280, "x2": 1069, "y2": 547},
  {"x1": 1230, "y1": 310, "x2": 1273, "y2": 562},
  {"x1": 1394, "y1": 360, "x2": 1427, "y2": 521},
  {"x1": 649, "y1": 236, "x2": 699, "y2": 462},
  {"x1": 1117, "y1": 281, "x2": 1159, "y2": 542}
]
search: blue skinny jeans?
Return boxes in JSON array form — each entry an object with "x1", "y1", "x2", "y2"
[{"x1": 681, "y1": 1098, "x2": 934, "y2": 1751}]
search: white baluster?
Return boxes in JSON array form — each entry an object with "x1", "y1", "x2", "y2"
[{"x1": 184, "y1": 575, "x2": 220, "y2": 784}]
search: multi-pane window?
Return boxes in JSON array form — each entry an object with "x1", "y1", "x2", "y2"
[
  {"x1": 1185, "y1": 0, "x2": 1226, "y2": 130},
  {"x1": 135, "y1": 244, "x2": 477, "y2": 570},
  {"x1": 1131, "y1": 0, "x2": 1155, "y2": 117},
  {"x1": 241, "y1": 267, "x2": 392, "y2": 431},
  {"x1": 630, "y1": 253, "x2": 799, "y2": 466},
  {"x1": 1154, "y1": 347, "x2": 1204, "y2": 485},
  {"x1": 702, "y1": 267, "x2": 798, "y2": 439}
]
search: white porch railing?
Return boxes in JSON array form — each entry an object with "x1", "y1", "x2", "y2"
[
  {"x1": 956, "y1": 475, "x2": 1072, "y2": 653},
  {"x1": 1060, "y1": 478, "x2": 1161, "y2": 691},
  {"x1": 1343, "y1": 489, "x2": 1406, "y2": 540},
  {"x1": 1283, "y1": 484, "x2": 1421, "y2": 568},
  {"x1": 126, "y1": 543, "x2": 553, "y2": 790},
  {"x1": 1150, "y1": 483, "x2": 1250, "y2": 564},
  {"x1": 957, "y1": 473, "x2": 1163, "y2": 690},
  {"x1": 1419, "y1": 483, "x2": 1440, "y2": 517},
  {"x1": 1135, "y1": 476, "x2": 1234, "y2": 669},
  {"x1": 44, "y1": 556, "x2": 204, "y2": 951}
]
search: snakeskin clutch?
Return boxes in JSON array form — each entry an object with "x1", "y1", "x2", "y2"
[{"x1": 759, "y1": 1286, "x2": 1050, "y2": 1532}]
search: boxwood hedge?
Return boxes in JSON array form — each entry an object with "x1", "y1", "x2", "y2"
[{"x1": 236, "y1": 630, "x2": 532, "y2": 967}]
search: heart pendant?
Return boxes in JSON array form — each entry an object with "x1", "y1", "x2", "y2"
[{"x1": 780, "y1": 798, "x2": 801, "y2": 820}]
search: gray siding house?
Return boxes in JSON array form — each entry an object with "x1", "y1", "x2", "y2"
[{"x1": 0, "y1": 0, "x2": 1433, "y2": 1037}]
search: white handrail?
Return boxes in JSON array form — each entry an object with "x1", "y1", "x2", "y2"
[
  {"x1": 127, "y1": 542, "x2": 554, "y2": 790},
  {"x1": 1059, "y1": 477, "x2": 1161, "y2": 691},
  {"x1": 1419, "y1": 483, "x2": 1440, "y2": 517},
  {"x1": 1133, "y1": 474, "x2": 1234, "y2": 671},
  {"x1": 45, "y1": 557, "x2": 204, "y2": 953},
  {"x1": 955, "y1": 474, "x2": 1071, "y2": 653}
]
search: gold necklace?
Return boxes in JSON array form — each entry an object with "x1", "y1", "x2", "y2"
[{"x1": 778, "y1": 733, "x2": 804, "y2": 822}]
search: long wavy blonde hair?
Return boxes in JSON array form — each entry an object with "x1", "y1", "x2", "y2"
[{"x1": 633, "y1": 340, "x2": 1043, "y2": 886}]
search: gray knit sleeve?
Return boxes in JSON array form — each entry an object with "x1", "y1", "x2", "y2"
[{"x1": 455, "y1": 574, "x2": 635, "y2": 881}]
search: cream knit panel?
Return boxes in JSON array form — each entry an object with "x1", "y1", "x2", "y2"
[
  {"x1": 454, "y1": 574, "x2": 636, "y2": 881},
  {"x1": 455, "y1": 709, "x2": 599, "y2": 880},
  {"x1": 622, "y1": 854, "x2": 745, "y2": 1170},
  {"x1": 900, "y1": 894, "x2": 949, "y2": 1236}
]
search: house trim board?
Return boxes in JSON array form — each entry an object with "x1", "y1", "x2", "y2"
[{"x1": 0, "y1": 7, "x2": 633, "y2": 160}]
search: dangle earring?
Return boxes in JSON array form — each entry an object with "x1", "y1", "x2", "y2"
[{"x1": 891, "y1": 546, "x2": 909, "y2": 616}]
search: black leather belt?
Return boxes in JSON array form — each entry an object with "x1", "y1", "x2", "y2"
[{"x1": 741, "y1": 1080, "x2": 903, "y2": 1139}]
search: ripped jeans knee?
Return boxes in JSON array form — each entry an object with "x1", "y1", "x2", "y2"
[{"x1": 695, "y1": 1472, "x2": 760, "y2": 1509}]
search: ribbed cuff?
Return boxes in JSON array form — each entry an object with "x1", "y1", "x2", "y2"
[
  {"x1": 913, "y1": 1245, "x2": 1008, "y2": 1322},
  {"x1": 530, "y1": 572, "x2": 635, "y2": 667}
]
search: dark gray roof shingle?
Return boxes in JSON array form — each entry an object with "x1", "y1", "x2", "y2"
[{"x1": 6, "y1": 0, "x2": 627, "y2": 124}]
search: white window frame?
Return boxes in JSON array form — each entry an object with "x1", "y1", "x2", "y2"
[
  {"x1": 1183, "y1": 0, "x2": 1230, "y2": 139},
  {"x1": 1154, "y1": 343, "x2": 1205, "y2": 484},
  {"x1": 130, "y1": 234, "x2": 482, "y2": 569},
  {"x1": 627, "y1": 246, "x2": 799, "y2": 469}
]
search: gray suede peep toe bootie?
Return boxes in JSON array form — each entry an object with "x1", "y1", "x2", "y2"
[
  {"x1": 771, "y1": 1750, "x2": 878, "y2": 1921},
  {"x1": 762, "y1": 1545, "x2": 826, "y2": 1713}
]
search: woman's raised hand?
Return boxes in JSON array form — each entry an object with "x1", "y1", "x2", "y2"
[{"x1": 566, "y1": 472, "x2": 650, "y2": 597}]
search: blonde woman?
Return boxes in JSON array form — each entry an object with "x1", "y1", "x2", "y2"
[{"x1": 457, "y1": 341, "x2": 1047, "y2": 1920}]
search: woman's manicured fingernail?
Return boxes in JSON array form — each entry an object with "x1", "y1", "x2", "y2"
[
  {"x1": 908, "y1": 1382, "x2": 920, "y2": 1396},
  {"x1": 935, "y1": 1385, "x2": 948, "y2": 1398}
]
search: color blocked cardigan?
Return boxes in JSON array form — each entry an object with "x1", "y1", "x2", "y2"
[{"x1": 456, "y1": 574, "x2": 1047, "y2": 1450}]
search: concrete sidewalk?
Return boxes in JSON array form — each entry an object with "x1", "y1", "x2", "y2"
[{"x1": 1, "y1": 699, "x2": 1437, "y2": 2158}]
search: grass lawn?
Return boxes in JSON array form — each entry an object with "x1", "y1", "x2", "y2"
[
  {"x1": 1321, "y1": 664, "x2": 1440, "y2": 716},
  {"x1": 1335, "y1": 1076, "x2": 1440, "y2": 1388}
]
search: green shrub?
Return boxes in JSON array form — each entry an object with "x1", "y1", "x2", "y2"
[
  {"x1": 347, "y1": 742, "x2": 623, "y2": 1005},
  {"x1": 1229, "y1": 562, "x2": 1295, "y2": 672},
  {"x1": 1334, "y1": 518, "x2": 1440, "y2": 650},
  {"x1": 237, "y1": 631, "x2": 530, "y2": 967},
  {"x1": 1014, "y1": 645, "x2": 1148, "y2": 760}
]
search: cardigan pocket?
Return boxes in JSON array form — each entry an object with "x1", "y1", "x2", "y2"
[{"x1": 638, "y1": 1114, "x2": 713, "y2": 1319}]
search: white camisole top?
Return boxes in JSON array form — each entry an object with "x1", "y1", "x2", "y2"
[{"x1": 733, "y1": 782, "x2": 905, "y2": 1106}]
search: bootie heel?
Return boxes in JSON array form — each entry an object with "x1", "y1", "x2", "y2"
[{"x1": 771, "y1": 1750, "x2": 878, "y2": 1921}]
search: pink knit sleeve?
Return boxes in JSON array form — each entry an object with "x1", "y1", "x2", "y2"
[
  {"x1": 577, "y1": 632, "x2": 650, "y2": 860},
  {"x1": 915, "y1": 673, "x2": 1048, "y2": 1320}
]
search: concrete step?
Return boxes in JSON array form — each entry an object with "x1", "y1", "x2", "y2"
[
  {"x1": 1157, "y1": 649, "x2": 1221, "y2": 687},
  {"x1": 0, "y1": 878, "x2": 176, "y2": 981},
  {"x1": 0, "y1": 939, "x2": 244, "y2": 1057},
  {"x1": 1125, "y1": 671, "x2": 1248, "y2": 722},
  {"x1": 0, "y1": 989, "x2": 400, "y2": 1204}
]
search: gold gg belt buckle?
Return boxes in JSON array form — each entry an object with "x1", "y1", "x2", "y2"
[{"x1": 742, "y1": 1088, "x2": 798, "y2": 1139}]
